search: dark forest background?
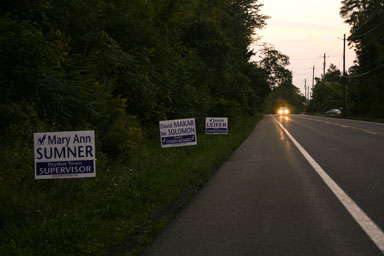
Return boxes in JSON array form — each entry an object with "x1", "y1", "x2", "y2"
[{"x1": 0, "y1": 0, "x2": 273, "y2": 157}]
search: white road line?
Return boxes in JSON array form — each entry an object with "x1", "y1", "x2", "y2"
[{"x1": 272, "y1": 115, "x2": 384, "y2": 254}]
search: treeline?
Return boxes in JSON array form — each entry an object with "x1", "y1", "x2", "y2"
[
  {"x1": 341, "y1": 0, "x2": 384, "y2": 117},
  {"x1": 309, "y1": 0, "x2": 384, "y2": 116},
  {"x1": 307, "y1": 64, "x2": 344, "y2": 113},
  {"x1": 261, "y1": 45, "x2": 306, "y2": 114},
  {"x1": 0, "y1": 0, "x2": 271, "y2": 159},
  {"x1": 0, "y1": 1, "x2": 275, "y2": 254}
]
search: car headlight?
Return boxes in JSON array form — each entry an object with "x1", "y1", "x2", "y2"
[
  {"x1": 285, "y1": 109, "x2": 289, "y2": 114},
  {"x1": 279, "y1": 110, "x2": 283, "y2": 114}
]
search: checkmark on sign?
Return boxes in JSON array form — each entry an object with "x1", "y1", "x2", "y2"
[{"x1": 38, "y1": 135, "x2": 46, "y2": 145}]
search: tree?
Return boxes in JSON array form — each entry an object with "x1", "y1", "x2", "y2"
[
  {"x1": 0, "y1": 0, "x2": 272, "y2": 145},
  {"x1": 307, "y1": 81, "x2": 343, "y2": 113},
  {"x1": 264, "y1": 81, "x2": 306, "y2": 114},
  {"x1": 307, "y1": 64, "x2": 344, "y2": 113},
  {"x1": 0, "y1": 1, "x2": 275, "y2": 255},
  {"x1": 259, "y1": 44, "x2": 292, "y2": 87},
  {"x1": 340, "y1": 0, "x2": 384, "y2": 117},
  {"x1": 257, "y1": 45, "x2": 305, "y2": 113},
  {"x1": 324, "y1": 64, "x2": 342, "y2": 82}
]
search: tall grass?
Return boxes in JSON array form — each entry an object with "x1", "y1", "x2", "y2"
[{"x1": 0, "y1": 114, "x2": 263, "y2": 256}]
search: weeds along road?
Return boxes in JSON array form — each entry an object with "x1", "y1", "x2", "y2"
[{"x1": 142, "y1": 115, "x2": 384, "y2": 256}]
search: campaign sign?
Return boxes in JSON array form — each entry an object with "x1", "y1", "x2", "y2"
[
  {"x1": 34, "y1": 131, "x2": 96, "y2": 179},
  {"x1": 205, "y1": 117, "x2": 228, "y2": 134},
  {"x1": 159, "y1": 118, "x2": 197, "y2": 148}
]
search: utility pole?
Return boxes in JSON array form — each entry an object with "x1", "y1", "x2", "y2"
[
  {"x1": 323, "y1": 53, "x2": 326, "y2": 76},
  {"x1": 312, "y1": 65, "x2": 315, "y2": 100},
  {"x1": 305, "y1": 79, "x2": 307, "y2": 99},
  {"x1": 343, "y1": 34, "x2": 346, "y2": 113},
  {"x1": 323, "y1": 53, "x2": 327, "y2": 112},
  {"x1": 312, "y1": 66, "x2": 315, "y2": 89},
  {"x1": 322, "y1": 53, "x2": 326, "y2": 112}
]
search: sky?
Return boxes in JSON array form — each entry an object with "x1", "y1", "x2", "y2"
[{"x1": 252, "y1": 0, "x2": 356, "y2": 97}]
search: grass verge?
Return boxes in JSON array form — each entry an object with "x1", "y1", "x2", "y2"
[{"x1": 0, "y1": 114, "x2": 263, "y2": 256}]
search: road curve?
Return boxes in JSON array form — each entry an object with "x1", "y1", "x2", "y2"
[{"x1": 142, "y1": 115, "x2": 383, "y2": 256}]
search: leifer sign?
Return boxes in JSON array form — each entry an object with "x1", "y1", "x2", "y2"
[
  {"x1": 159, "y1": 118, "x2": 197, "y2": 147},
  {"x1": 205, "y1": 117, "x2": 228, "y2": 134},
  {"x1": 34, "y1": 131, "x2": 96, "y2": 179}
]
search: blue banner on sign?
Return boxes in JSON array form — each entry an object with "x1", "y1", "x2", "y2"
[
  {"x1": 206, "y1": 128, "x2": 228, "y2": 134},
  {"x1": 162, "y1": 134, "x2": 196, "y2": 145},
  {"x1": 36, "y1": 160, "x2": 94, "y2": 176}
]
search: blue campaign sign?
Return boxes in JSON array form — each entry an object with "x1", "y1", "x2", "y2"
[
  {"x1": 34, "y1": 130, "x2": 96, "y2": 179},
  {"x1": 159, "y1": 118, "x2": 197, "y2": 148},
  {"x1": 205, "y1": 117, "x2": 228, "y2": 134}
]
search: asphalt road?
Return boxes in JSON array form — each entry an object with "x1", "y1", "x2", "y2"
[
  {"x1": 142, "y1": 115, "x2": 384, "y2": 256},
  {"x1": 278, "y1": 115, "x2": 384, "y2": 239}
]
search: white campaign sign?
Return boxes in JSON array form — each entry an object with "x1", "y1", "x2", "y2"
[
  {"x1": 205, "y1": 117, "x2": 228, "y2": 134},
  {"x1": 34, "y1": 130, "x2": 96, "y2": 179},
  {"x1": 159, "y1": 118, "x2": 197, "y2": 148}
]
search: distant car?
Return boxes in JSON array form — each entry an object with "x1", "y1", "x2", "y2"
[
  {"x1": 325, "y1": 109, "x2": 342, "y2": 115},
  {"x1": 277, "y1": 107, "x2": 290, "y2": 115}
]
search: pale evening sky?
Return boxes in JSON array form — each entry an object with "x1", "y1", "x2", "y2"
[{"x1": 252, "y1": 0, "x2": 356, "y2": 97}]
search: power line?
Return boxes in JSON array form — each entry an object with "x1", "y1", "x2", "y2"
[
  {"x1": 348, "y1": 29, "x2": 384, "y2": 51},
  {"x1": 327, "y1": 54, "x2": 344, "y2": 58},
  {"x1": 325, "y1": 37, "x2": 342, "y2": 56},
  {"x1": 347, "y1": 64, "x2": 384, "y2": 78},
  {"x1": 290, "y1": 57, "x2": 322, "y2": 61},
  {"x1": 294, "y1": 72, "x2": 314, "y2": 76},
  {"x1": 293, "y1": 67, "x2": 317, "y2": 76},
  {"x1": 290, "y1": 54, "x2": 342, "y2": 61},
  {"x1": 351, "y1": 10, "x2": 384, "y2": 32},
  {"x1": 349, "y1": 20, "x2": 384, "y2": 39},
  {"x1": 351, "y1": 59, "x2": 381, "y2": 72}
]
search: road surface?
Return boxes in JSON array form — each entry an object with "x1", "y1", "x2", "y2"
[{"x1": 142, "y1": 115, "x2": 384, "y2": 256}]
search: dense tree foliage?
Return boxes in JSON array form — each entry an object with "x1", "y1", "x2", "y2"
[
  {"x1": 0, "y1": 1, "x2": 275, "y2": 254},
  {"x1": 259, "y1": 44, "x2": 292, "y2": 87},
  {"x1": 307, "y1": 64, "x2": 343, "y2": 113},
  {"x1": 309, "y1": 1, "x2": 383, "y2": 116},
  {"x1": 340, "y1": 0, "x2": 384, "y2": 117},
  {"x1": 261, "y1": 45, "x2": 305, "y2": 114},
  {"x1": 0, "y1": 0, "x2": 270, "y2": 157},
  {"x1": 264, "y1": 81, "x2": 306, "y2": 114}
]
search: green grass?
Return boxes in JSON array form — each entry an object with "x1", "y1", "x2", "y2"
[{"x1": 0, "y1": 114, "x2": 263, "y2": 256}]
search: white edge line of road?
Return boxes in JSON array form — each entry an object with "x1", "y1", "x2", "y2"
[{"x1": 272, "y1": 115, "x2": 384, "y2": 254}]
